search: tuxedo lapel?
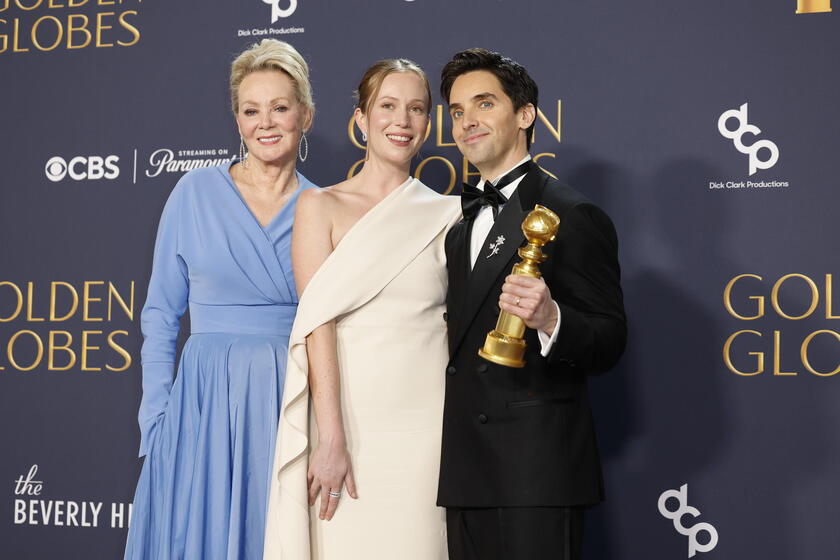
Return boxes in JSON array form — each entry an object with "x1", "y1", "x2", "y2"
[
  {"x1": 450, "y1": 169, "x2": 548, "y2": 355},
  {"x1": 445, "y1": 218, "x2": 474, "y2": 355}
]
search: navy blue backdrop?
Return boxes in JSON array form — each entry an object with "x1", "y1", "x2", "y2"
[{"x1": 1, "y1": 1, "x2": 838, "y2": 558}]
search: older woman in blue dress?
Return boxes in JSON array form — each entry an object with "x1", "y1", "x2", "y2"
[{"x1": 124, "y1": 39, "x2": 317, "y2": 560}]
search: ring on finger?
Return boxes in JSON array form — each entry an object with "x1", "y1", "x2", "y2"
[
  {"x1": 515, "y1": 297, "x2": 521, "y2": 306},
  {"x1": 329, "y1": 490, "x2": 342, "y2": 499}
]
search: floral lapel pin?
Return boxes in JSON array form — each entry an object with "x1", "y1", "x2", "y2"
[{"x1": 485, "y1": 235, "x2": 506, "y2": 259}]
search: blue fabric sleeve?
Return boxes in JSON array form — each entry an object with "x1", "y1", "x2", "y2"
[{"x1": 137, "y1": 182, "x2": 189, "y2": 457}]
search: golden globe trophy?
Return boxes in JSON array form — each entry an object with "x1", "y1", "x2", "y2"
[
  {"x1": 797, "y1": 0, "x2": 831, "y2": 13},
  {"x1": 478, "y1": 205, "x2": 561, "y2": 368}
]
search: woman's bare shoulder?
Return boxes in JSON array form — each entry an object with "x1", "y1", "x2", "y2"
[{"x1": 297, "y1": 184, "x2": 339, "y2": 213}]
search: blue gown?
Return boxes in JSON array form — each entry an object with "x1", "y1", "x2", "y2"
[{"x1": 124, "y1": 161, "x2": 316, "y2": 560}]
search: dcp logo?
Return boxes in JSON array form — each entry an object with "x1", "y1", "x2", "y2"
[
  {"x1": 658, "y1": 484, "x2": 719, "y2": 557},
  {"x1": 718, "y1": 103, "x2": 779, "y2": 176},
  {"x1": 44, "y1": 155, "x2": 120, "y2": 182},
  {"x1": 263, "y1": 0, "x2": 297, "y2": 22}
]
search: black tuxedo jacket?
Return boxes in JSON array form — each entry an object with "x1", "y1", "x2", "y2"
[{"x1": 437, "y1": 167, "x2": 627, "y2": 508}]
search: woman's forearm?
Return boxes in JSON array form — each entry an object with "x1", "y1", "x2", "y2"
[{"x1": 306, "y1": 321, "x2": 346, "y2": 445}]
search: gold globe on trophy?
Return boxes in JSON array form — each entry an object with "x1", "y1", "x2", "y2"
[{"x1": 478, "y1": 204, "x2": 561, "y2": 368}]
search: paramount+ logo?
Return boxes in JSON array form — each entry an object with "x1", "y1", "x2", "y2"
[{"x1": 44, "y1": 155, "x2": 119, "y2": 183}]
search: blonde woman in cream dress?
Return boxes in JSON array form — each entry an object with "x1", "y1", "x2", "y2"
[{"x1": 263, "y1": 59, "x2": 460, "y2": 559}]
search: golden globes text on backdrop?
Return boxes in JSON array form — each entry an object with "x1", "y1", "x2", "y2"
[
  {"x1": 797, "y1": 0, "x2": 832, "y2": 13},
  {"x1": 0, "y1": 281, "x2": 134, "y2": 372},
  {"x1": 345, "y1": 101, "x2": 563, "y2": 193},
  {"x1": 479, "y1": 205, "x2": 560, "y2": 368},
  {"x1": 723, "y1": 274, "x2": 840, "y2": 376},
  {"x1": 0, "y1": 0, "x2": 142, "y2": 54}
]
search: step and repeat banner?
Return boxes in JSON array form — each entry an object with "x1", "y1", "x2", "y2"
[{"x1": 1, "y1": 1, "x2": 838, "y2": 558}]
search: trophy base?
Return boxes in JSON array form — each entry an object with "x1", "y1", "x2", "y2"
[{"x1": 478, "y1": 331, "x2": 526, "y2": 368}]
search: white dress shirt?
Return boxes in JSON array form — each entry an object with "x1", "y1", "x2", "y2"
[{"x1": 468, "y1": 156, "x2": 561, "y2": 356}]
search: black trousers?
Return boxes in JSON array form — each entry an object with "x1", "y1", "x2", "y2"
[{"x1": 446, "y1": 506, "x2": 584, "y2": 560}]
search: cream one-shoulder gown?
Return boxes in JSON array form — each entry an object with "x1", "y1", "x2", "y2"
[{"x1": 264, "y1": 178, "x2": 461, "y2": 560}]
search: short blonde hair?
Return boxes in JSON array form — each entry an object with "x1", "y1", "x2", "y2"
[{"x1": 230, "y1": 39, "x2": 314, "y2": 114}]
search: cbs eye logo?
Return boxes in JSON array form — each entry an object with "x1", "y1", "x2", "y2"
[{"x1": 44, "y1": 156, "x2": 120, "y2": 182}]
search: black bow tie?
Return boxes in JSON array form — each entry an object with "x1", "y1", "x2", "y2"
[
  {"x1": 461, "y1": 182, "x2": 506, "y2": 221},
  {"x1": 460, "y1": 160, "x2": 534, "y2": 221}
]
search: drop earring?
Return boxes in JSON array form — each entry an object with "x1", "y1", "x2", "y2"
[{"x1": 239, "y1": 136, "x2": 248, "y2": 168}]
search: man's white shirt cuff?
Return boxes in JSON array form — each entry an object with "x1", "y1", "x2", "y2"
[{"x1": 538, "y1": 300, "x2": 561, "y2": 357}]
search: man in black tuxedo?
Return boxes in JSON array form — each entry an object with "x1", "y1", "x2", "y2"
[{"x1": 438, "y1": 48, "x2": 627, "y2": 560}]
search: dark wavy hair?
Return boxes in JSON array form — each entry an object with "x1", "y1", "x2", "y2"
[{"x1": 440, "y1": 48, "x2": 539, "y2": 148}]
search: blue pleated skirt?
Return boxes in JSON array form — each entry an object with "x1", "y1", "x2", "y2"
[{"x1": 124, "y1": 333, "x2": 288, "y2": 560}]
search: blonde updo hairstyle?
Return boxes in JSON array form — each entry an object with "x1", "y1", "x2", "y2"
[
  {"x1": 354, "y1": 58, "x2": 432, "y2": 116},
  {"x1": 229, "y1": 39, "x2": 314, "y2": 116}
]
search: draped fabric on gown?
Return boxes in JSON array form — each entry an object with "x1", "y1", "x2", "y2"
[
  {"x1": 124, "y1": 162, "x2": 315, "y2": 560},
  {"x1": 263, "y1": 178, "x2": 461, "y2": 560}
]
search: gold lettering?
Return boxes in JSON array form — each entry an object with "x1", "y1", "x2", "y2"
[
  {"x1": 117, "y1": 10, "x2": 140, "y2": 47},
  {"x1": 95, "y1": 11, "x2": 114, "y2": 47},
  {"x1": 531, "y1": 100, "x2": 562, "y2": 144},
  {"x1": 773, "y1": 330, "x2": 797, "y2": 376},
  {"x1": 13, "y1": 17, "x2": 29, "y2": 52},
  {"x1": 26, "y1": 282, "x2": 44, "y2": 322},
  {"x1": 15, "y1": 0, "x2": 43, "y2": 10},
  {"x1": 0, "y1": 18, "x2": 7, "y2": 53},
  {"x1": 7, "y1": 330, "x2": 44, "y2": 372},
  {"x1": 0, "y1": 0, "x2": 8, "y2": 12},
  {"x1": 435, "y1": 105, "x2": 456, "y2": 147},
  {"x1": 47, "y1": 0, "x2": 64, "y2": 7},
  {"x1": 533, "y1": 153, "x2": 558, "y2": 179},
  {"x1": 796, "y1": 0, "x2": 832, "y2": 14},
  {"x1": 724, "y1": 274, "x2": 764, "y2": 320},
  {"x1": 801, "y1": 330, "x2": 840, "y2": 377},
  {"x1": 83, "y1": 281, "x2": 104, "y2": 321},
  {"x1": 106, "y1": 330, "x2": 131, "y2": 371},
  {"x1": 68, "y1": 0, "x2": 88, "y2": 7},
  {"x1": 66, "y1": 14, "x2": 91, "y2": 49},
  {"x1": 48, "y1": 331, "x2": 76, "y2": 371},
  {"x1": 771, "y1": 273, "x2": 818, "y2": 320},
  {"x1": 81, "y1": 330, "x2": 102, "y2": 371},
  {"x1": 826, "y1": 274, "x2": 839, "y2": 320},
  {"x1": 0, "y1": 281, "x2": 23, "y2": 322},
  {"x1": 462, "y1": 157, "x2": 481, "y2": 186},
  {"x1": 107, "y1": 281, "x2": 134, "y2": 321},
  {"x1": 347, "y1": 116, "x2": 365, "y2": 150},
  {"x1": 415, "y1": 156, "x2": 457, "y2": 195},
  {"x1": 49, "y1": 282, "x2": 79, "y2": 321},
  {"x1": 723, "y1": 330, "x2": 764, "y2": 376},
  {"x1": 31, "y1": 15, "x2": 62, "y2": 51},
  {"x1": 346, "y1": 158, "x2": 365, "y2": 179},
  {"x1": 98, "y1": 0, "x2": 115, "y2": 5}
]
